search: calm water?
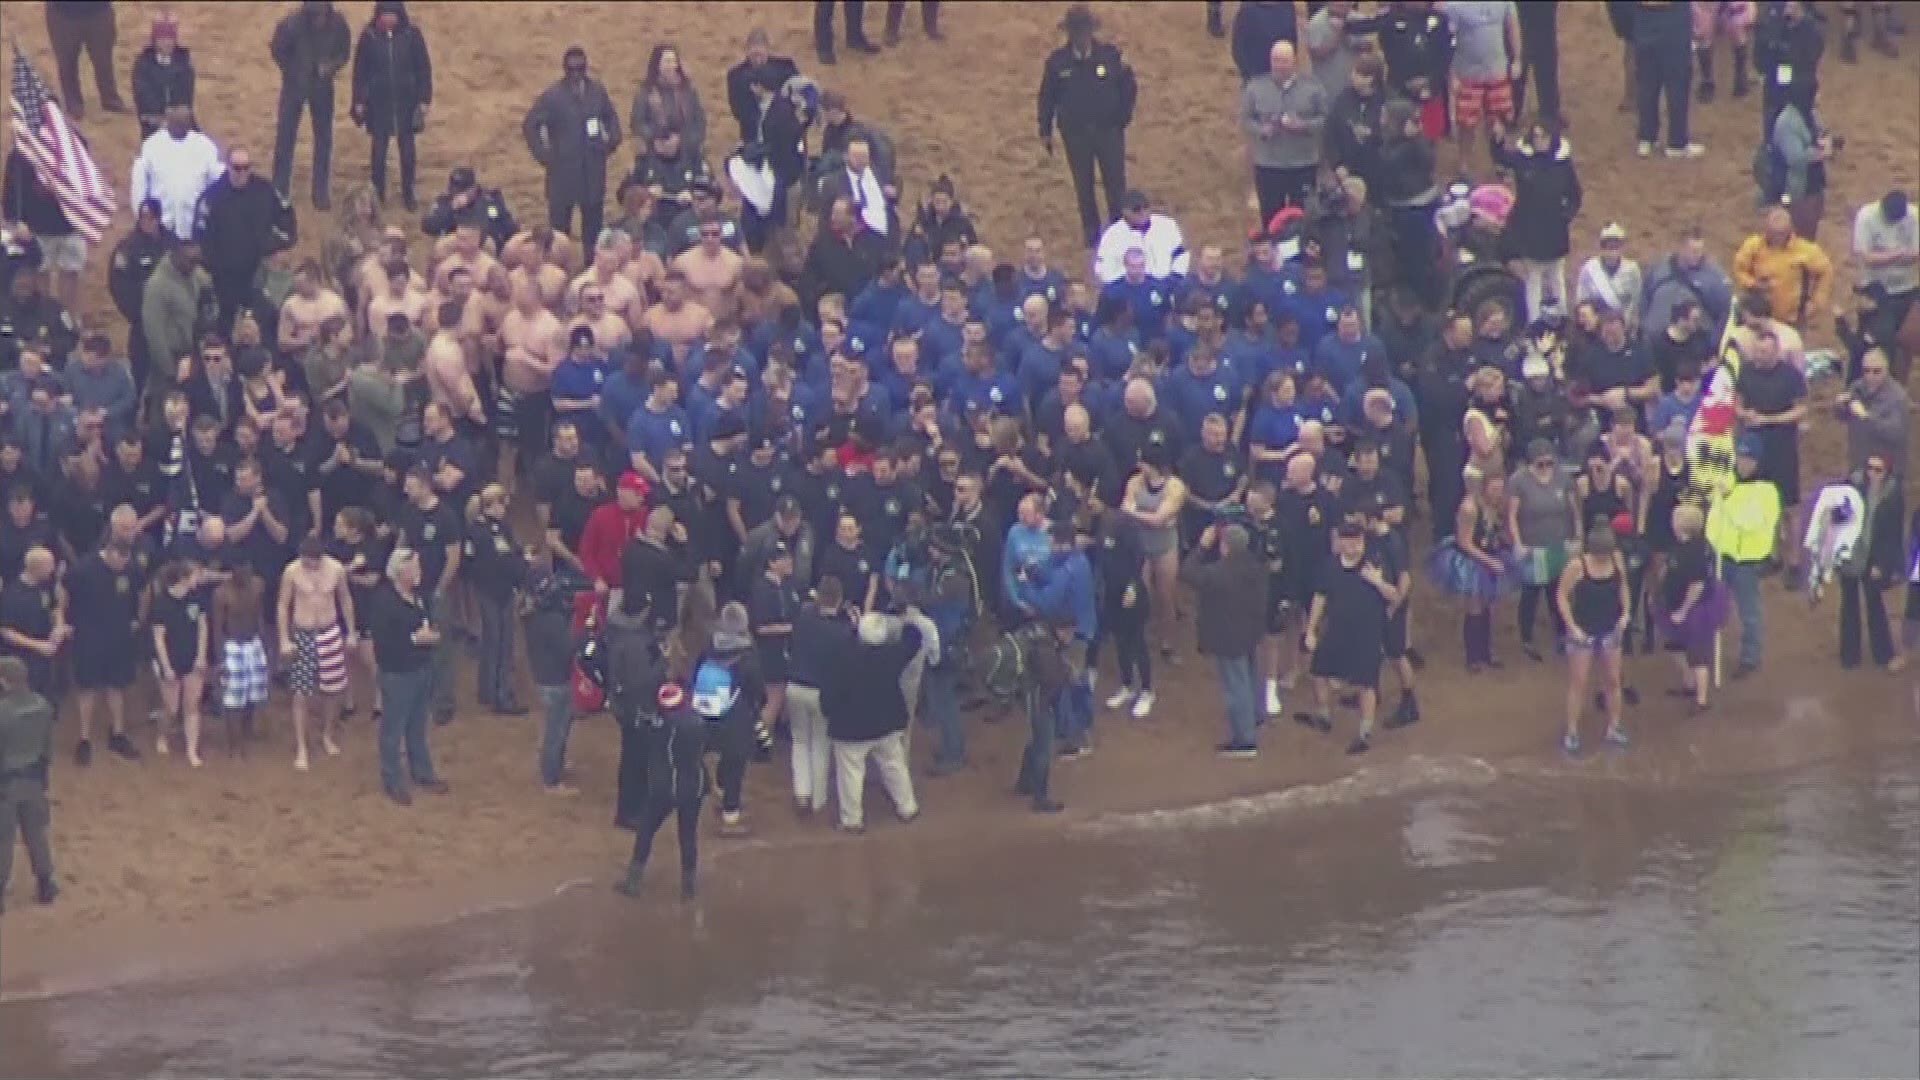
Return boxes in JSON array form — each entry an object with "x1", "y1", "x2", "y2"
[{"x1": 5, "y1": 749, "x2": 1918, "y2": 1078}]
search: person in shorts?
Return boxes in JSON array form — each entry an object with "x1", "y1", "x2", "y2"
[
  {"x1": 1360, "y1": 501, "x2": 1420, "y2": 731},
  {"x1": 68, "y1": 541, "x2": 145, "y2": 764},
  {"x1": 278, "y1": 535, "x2": 355, "y2": 772},
  {"x1": 1301, "y1": 522, "x2": 1398, "y2": 756},
  {"x1": 1444, "y1": 0, "x2": 1520, "y2": 174},
  {"x1": 149, "y1": 560, "x2": 211, "y2": 765},
  {"x1": 211, "y1": 561, "x2": 270, "y2": 755}
]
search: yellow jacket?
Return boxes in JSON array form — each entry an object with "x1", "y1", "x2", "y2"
[
  {"x1": 1705, "y1": 479, "x2": 1781, "y2": 564},
  {"x1": 1731, "y1": 233, "x2": 1832, "y2": 326}
]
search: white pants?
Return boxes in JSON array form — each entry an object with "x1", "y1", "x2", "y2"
[
  {"x1": 1521, "y1": 257, "x2": 1568, "y2": 322},
  {"x1": 787, "y1": 684, "x2": 831, "y2": 811},
  {"x1": 832, "y1": 731, "x2": 917, "y2": 830}
]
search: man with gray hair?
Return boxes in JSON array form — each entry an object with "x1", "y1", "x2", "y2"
[
  {"x1": 365, "y1": 546, "x2": 448, "y2": 805},
  {"x1": 1180, "y1": 522, "x2": 1270, "y2": 757}
]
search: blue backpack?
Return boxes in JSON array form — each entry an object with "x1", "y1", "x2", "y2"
[{"x1": 690, "y1": 655, "x2": 740, "y2": 719}]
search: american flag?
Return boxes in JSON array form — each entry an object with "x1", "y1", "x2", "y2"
[{"x1": 9, "y1": 44, "x2": 115, "y2": 243}]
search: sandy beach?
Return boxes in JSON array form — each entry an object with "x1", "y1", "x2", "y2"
[{"x1": 0, "y1": 0, "x2": 1915, "y2": 999}]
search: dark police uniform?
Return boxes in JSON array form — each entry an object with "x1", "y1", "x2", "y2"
[
  {"x1": 0, "y1": 662, "x2": 57, "y2": 912},
  {"x1": 1036, "y1": 36, "x2": 1138, "y2": 247}
]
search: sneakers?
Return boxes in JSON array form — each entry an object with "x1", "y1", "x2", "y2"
[
  {"x1": 1264, "y1": 679, "x2": 1282, "y2": 716},
  {"x1": 1030, "y1": 797, "x2": 1065, "y2": 814},
  {"x1": 74, "y1": 738, "x2": 93, "y2": 766},
  {"x1": 107, "y1": 732, "x2": 141, "y2": 761},
  {"x1": 1130, "y1": 691, "x2": 1155, "y2": 719},
  {"x1": 544, "y1": 783, "x2": 582, "y2": 798},
  {"x1": 1563, "y1": 732, "x2": 1581, "y2": 756},
  {"x1": 1058, "y1": 743, "x2": 1092, "y2": 762},
  {"x1": 1664, "y1": 143, "x2": 1706, "y2": 159},
  {"x1": 1604, "y1": 727, "x2": 1632, "y2": 748},
  {"x1": 1105, "y1": 686, "x2": 1137, "y2": 710},
  {"x1": 1216, "y1": 741, "x2": 1259, "y2": 759},
  {"x1": 1381, "y1": 694, "x2": 1421, "y2": 730},
  {"x1": 718, "y1": 810, "x2": 749, "y2": 836},
  {"x1": 1636, "y1": 141, "x2": 1654, "y2": 158},
  {"x1": 1346, "y1": 734, "x2": 1371, "y2": 755}
]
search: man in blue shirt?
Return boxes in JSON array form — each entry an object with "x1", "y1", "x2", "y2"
[
  {"x1": 1027, "y1": 519, "x2": 1097, "y2": 755},
  {"x1": 625, "y1": 368, "x2": 693, "y2": 484},
  {"x1": 1014, "y1": 236, "x2": 1068, "y2": 311},
  {"x1": 1001, "y1": 492, "x2": 1054, "y2": 621},
  {"x1": 1312, "y1": 305, "x2": 1382, "y2": 396},
  {"x1": 945, "y1": 342, "x2": 1022, "y2": 421},
  {"x1": 551, "y1": 326, "x2": 612, "y2": 453},
  {"x1": 1279, "y1": 259, "x2": 1349, "y2": 354},
  {"x1": 917, "y1": 280, "x2": 972, "y2": 369},
  {"x1": 890, "y1": 262, "x2": 945, "y2": 340},
  {"x1": 850, "y1": 255, "x2": 910, "y2": 334},
  {"x1": 1099, "y1": 248, "x2": 1173, "y2": 341},
  {"x1": 1161, "y1": 343, "x2": 1245, "y2": 444},
  {"x1": 1015, "y1": 309, "x2": 1077, "y2": 405}
]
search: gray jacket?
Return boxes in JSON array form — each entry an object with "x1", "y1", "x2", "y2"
[
  {"x1": 1241, "y1": 75, "x2": 1326, "y2": 169},
  {"x1": 1843, "y1": 377, "x2": 1911, "y2": 476},
  {"x1": 739, "y1": 518, "x2": 815, "y2": 586}
]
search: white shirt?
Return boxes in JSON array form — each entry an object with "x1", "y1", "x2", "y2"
[
  {"x1": 846, "y1": 166, "x2": 889, "y2": 237},
  {"x1": 131, "y1": 129, "x2": 224, "y2": 241},
  {"x1": 1802, "y1": 483, "x2": 1865, "y2": 599},
  {"x1": 1574, "y1": 255, "x2": 1644, "y2": 329},
  {"x1": 1093, "y1": 213, "x2": 1189, "y2": 284}
]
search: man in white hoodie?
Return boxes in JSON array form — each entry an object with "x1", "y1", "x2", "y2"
[{"x1": 130, "y1": 104, "x2": 222, "y2": 241}]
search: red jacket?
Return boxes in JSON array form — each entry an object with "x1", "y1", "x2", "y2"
[{"x1": 578, "y1": 502, "x2": 648, "y2": 586}]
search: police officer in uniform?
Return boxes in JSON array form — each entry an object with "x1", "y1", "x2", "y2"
[
  {"x1": 1037, "y1": 4, "x2": 1138, "y2": 249},
  {"x1": 0, "y1": 264, "x2": 80, "y2": 372},
  {"x1": 522, "y1": 46, "x2": 623, "y2": 245},
  {"x1": 422, "y1": 166, "x2": 518, "y2": 253},
  {"x1": 0, "y1": 654, "x2": 58, "y2": 913}
]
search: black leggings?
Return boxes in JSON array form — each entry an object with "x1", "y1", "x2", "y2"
[
  {"x1": 1091, "y1": 608, "x2": 1153, "y2": 691},
  {"x1": 628, "y1": 798, "x2": 700, "y2": 877},
  {"x1": 711, "y1": 715, "x2": 753, "y2": 814},
  {"x1": 1518, "y1": 583, "x2": 1565, "y2": 644}
]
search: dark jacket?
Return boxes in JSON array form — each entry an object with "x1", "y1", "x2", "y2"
[
  {"x1": 1231, "y1": 0, "x2": 1300, "y2": 80},
  {"x1": 747, "y1": 91, "x2": 809, "y2": 186},
  {"x1": 903, "y1": 200, "x2": 978, "y2": 268},
  {"x1": 522, "y1": 75, "x2": 623, "y2": 183},
  {"x1": 802, "y1": 223, "x2": 886, "y2": 314},
  {"x1": 1037, "y1": 40, "x2": 1137, "y2": 137},
  {"x1": 601, "y1": 598, "x2": 665, "y2": 716},
  {"x1": 725, "y1": 54, "x2": 800, "y2": 145},
  {"x1": 1323, "y1": 86, "x2": 1394, "y2": 198},
  {"x1": 132, "y1": 45, "x2": 196, "y2": 124},
  {"x1": 1845, "y1": 477, "x2": 1905, "y2": 585},
  {"x1": 2, "y1": 151, "x2": 74, "y2": 239},
  {"x1": 788, "y1": 601, "x2": 855, "y2": 690},
  {"x1": 618, "y1": 534, "x2": 688, "y2": 624},
  {"x1": 351, "y1": 4, "x2": 433, "y2": 136},
  {"x1": 421, "y1": 185, "x2": 516, "y2": 250},
  {"x1": 1179, "y1": 542, "x2": 1268, "y2": 657},
  {"x1": 109, "y1": 226, "x2": 170, "y2": 323},
  {"x1": 821, "y1": 622, "x2": 922, "y2": 742},
  {"x1": 270, "y1": 4, "x2": 352, "y2": 96},
  {"x1": 644, "y1": 700, "x2": 707, "y2": 805},
  {"x1": 195, "y1": 175, "x2": 296, "y2": 280},
  {"x1": 1366, "y1": 5, "x2": 1452, "y2": 101},
  {"x1": 1494, "y1": 135, "x2": 1581, "y2": 263},
  {"x1": 522, "y1": 577, "x2": 577, "y2": 687},
  {"x1": 817, "y1": 115, "x2": 897, "y2": 188}
]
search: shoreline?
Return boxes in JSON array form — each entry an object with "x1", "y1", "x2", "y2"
[{"x1": 5, "y1": 682, "x2": 1911, "y2": 1005}]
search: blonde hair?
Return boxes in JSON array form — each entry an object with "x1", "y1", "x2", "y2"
[{"x1": 1671, "y1": 503, "x2": 1705, "y2": 537}]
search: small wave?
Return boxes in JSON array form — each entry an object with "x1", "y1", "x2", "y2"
[{"x1": 1077, "y1": 755, "x2": 1503, "y2": 834}]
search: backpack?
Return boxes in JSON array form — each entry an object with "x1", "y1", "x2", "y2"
[
  {"x1": 1751, "y1": 138, "x2": 1788, "y2": 205},
  {"x1": 690, "y1": 654, "x2": 740, "y2": 719}
]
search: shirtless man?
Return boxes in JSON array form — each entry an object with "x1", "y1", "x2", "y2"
[
  {"x1": 433, "y1": 222, "x2": 504, "y2": 295},
  {"x1": 426, "y1": 302, "x2": 487, "y2": 429},
  {"x1": 673, "y1": 214, "x2": 745, "y2": 318},
  {"x1": 365, "y1": 255, "x2": 431, "y2": 340},
  {"x1": 278, "y1": 534, "x2": 356, "y2": 771},
  {"x1": 641, "y1": 269, "x2": 713, "y2": 366},
  {"x1": 504, "y1": 225, "x2": 581, "y2": 310},
  {"x1": 209, "y1": 560, "x2": 268, "y2": 754},
  {"x1": 500, "y1": 280, "x2": 567, "y2": 478},
  {"x1": 570, "y1": 231, "x2": 647, "y2": 327},
  {"x1": 571, "y1": 281, "x2": 633, "y2": 352},
  {"x1": 617, "y1": 230, "x2": 666, "y2": 310},
  {"x1": 731, "y1": 256, "x2": 800, "y2": 335},
  {"x1": 280, "y1": 258, "x2": 353, "y2": 356},
  {"x1": 355, "y1": 227, "x2": 420, "y2": 320}
]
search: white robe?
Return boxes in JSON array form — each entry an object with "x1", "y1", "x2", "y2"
[
  {"x1": 1802, "y1": 483, "x2": 1865, "y2": 599},
  {"x1": 130, "y1": 129, "x2": 224, "y2": 241},
  {"x1": 1094, "y1": 213, "x2": 1190, "y2": 284}
]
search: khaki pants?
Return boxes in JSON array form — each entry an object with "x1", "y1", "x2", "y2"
[
  {"x1": 786, "y1": 684, "x2": 831, "y2": 811},
  {"x1": 832, "y1": 731, "x2": 916, "y2": 830}
]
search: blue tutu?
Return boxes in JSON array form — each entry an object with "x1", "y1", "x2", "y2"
[{"x1": 1428, "y1": 540, "x2": 1520, "y2": 601}]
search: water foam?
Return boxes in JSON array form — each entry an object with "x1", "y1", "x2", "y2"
[{"x1": 1077, "y1": 755, "x2": 1503, "y2": 834}]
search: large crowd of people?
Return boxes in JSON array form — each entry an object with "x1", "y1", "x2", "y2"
[{"x1": 0, "y1": 0, "x2": 1914, "y2": 909}]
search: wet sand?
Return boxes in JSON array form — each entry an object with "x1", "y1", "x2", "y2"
[{"x1": 2, "y1": 0, "x2": 1917, "y2": 999}]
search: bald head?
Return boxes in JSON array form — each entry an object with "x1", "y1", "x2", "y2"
[
  {"x1": 1124, "y1": 377, "x2": 1156, "y2": 416},
  {"x1": 1063, "y1": 403, "x2": 1090, "y2": 440},
  {"x1": 1285, "y1": 453, "x2": 1317, "y2": 489},
  {"x1": 1270, "y1": 41, "x2": 1297, "y2": 80},
  {"x1": 23, "y1": 546, "x2": 54, "y2": 582}
]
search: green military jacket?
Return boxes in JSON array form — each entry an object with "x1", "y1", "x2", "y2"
[{"x1": 0, "y1": 689, "x2": 55, "y2": 776}]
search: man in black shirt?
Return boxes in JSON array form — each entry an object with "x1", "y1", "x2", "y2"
[
  {"x1": 531, "y1": 421, "x2": 592, "y2": 534},
  {"x1": 394, "y1": 465, "x2": 462, "y2": 721},
  {"x1": 1273, "y1": 453, "x2": 1339, "y2": 692},
  {"x1": 366, "y1": 545, "x2": 448, "y2": 805},
  {"x1": 101, "y1": 433, "x2": 166, "y2": 540},
  {"x1": 1649, "y1": 300, "x2": 1713, "y2": 394},
  {"x1": 1732, "y1": 330, "x2": 1809, "y2": 585},
  {"x1": 727, "y1": 434, "x2": 785, "y2": 541},
  {"x1": 0, "y1": 547, "x2": 66, "y2": 699},
  {"x1": 220, "y1": 458, "x2": 293, "y2": 591},
  {"x1": 417, "y1": 401, "x2": 479, "y2": 511},
  {"x1": 68, "y1": 541, "x2": 145, "y2": 765},
  {"x1": 262, "y1": 412, "x2": 323, "y2": 546},
  {"x1": 546, "y1": 459, "x2": 606, "y2": 576},
  {"x1": 749, "y1": 540, "x2": 799, "y2": 743},
  {"x1": 0, "y1": 488, "x2": 60, "y2": 583},
  {"x1": 313, "y1": 398, "x2": 383, "y2": 524},
  {"x1": 52, "y1": 451, "x2": 111, "y2": 562},
  {"x1": 844, "y1": 447, "x2": 920, "y2": 564},
  {"x1": 1176, "y1": 413, "x2": 1246, "y2": 551}
]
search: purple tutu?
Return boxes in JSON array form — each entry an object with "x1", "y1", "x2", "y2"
[
  {"x1": 1428, "y1": 540, "x2": 1520, "y2": 601},
  {"x1": 1655, "y1": 579, "x2": 1730, "y2": 666}
]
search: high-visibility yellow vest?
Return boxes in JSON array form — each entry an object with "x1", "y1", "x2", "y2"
[{"x1": 1705, "y1": 480, "x2": 1782, "y2": 563}]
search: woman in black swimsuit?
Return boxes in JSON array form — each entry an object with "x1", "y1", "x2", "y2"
[{"x1": 1556, "y1": 522, "x2": 1632, "y2": 755}]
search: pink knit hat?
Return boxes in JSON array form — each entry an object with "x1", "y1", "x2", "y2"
[{"x1": 152, "y1": 12, "x2": 180, "y2": 42}]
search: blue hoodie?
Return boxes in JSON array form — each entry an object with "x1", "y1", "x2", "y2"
[
  {"x1": 1030, "y1": 547, "x2": 1098, "y2": 642},
  {"x1": 1001, "y1": 519, "x2": 1053, "y2": 612}
]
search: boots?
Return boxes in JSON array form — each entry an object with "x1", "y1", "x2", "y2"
[
  {"x1": 1696, "y1": 48, "x2": 1716, "y2": 102},
  {"x1": 36, "y1": 877, "x2": 59, "y2": 906},
  {"x1": 1207, "y1": 2, "x2": 1226, "y2": 38},
  {"x1": 1620, "y1": 49, "x2": 1636, "y2": 113},
  {"x1": 613, "y1": 860, "x2": 646, "y2": 898},
  {"x1": 1463, "y1": 611, "x2": 1497, "y2": 671},
  {"x1": 1730, "y1": 44, "x2": 1750, "y2": 96}
]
